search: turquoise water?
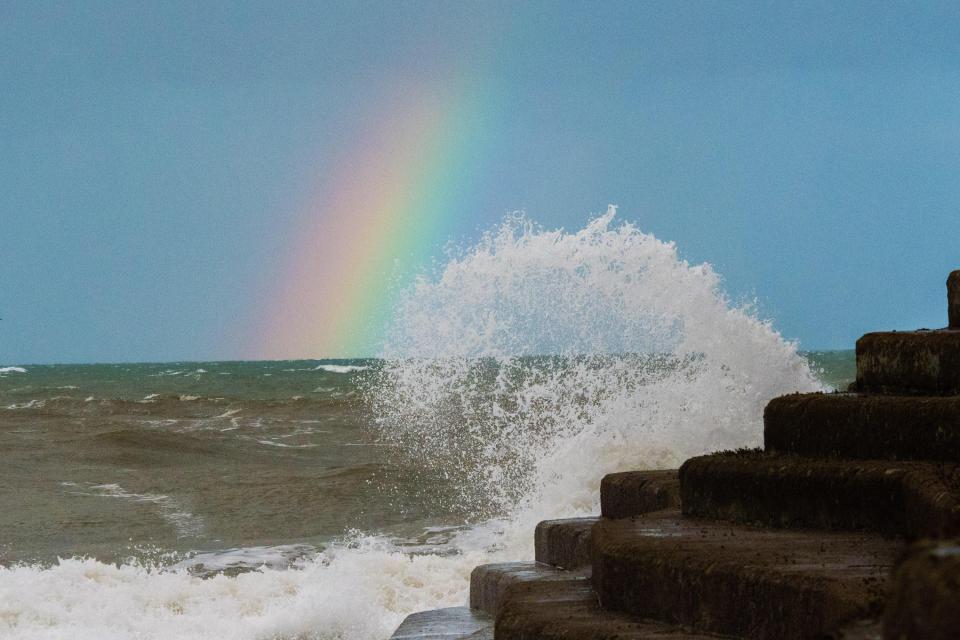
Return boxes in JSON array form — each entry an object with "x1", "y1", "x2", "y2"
[{"x1": 804, "y1": 350, "x2": 856, "y2": 390}]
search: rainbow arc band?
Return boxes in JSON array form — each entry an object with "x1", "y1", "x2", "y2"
[{"x1": 253, "y1": 79, "x2": 499, "y2": 359}]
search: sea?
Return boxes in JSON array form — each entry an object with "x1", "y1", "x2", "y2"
[{"x1": 0, "y1": 213, "x2": 854, "y2": 639}]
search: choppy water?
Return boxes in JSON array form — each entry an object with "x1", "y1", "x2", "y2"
[
  {"x1": 0, "y1": 210, "x2": 850, "y2": 639},
  {"x1": 0, "y1": 361, "x2": 456, "y2": 569}
]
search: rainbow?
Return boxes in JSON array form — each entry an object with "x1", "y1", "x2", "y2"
[{"x1": 251, "y1": 78, "x2": 496, "y2": 359}]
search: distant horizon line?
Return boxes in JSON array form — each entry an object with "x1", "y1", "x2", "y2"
[{"x1": 2, "y1": 349, "x2": 856, "y2": 368}]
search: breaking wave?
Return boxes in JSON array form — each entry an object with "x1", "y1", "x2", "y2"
[
  {"x1": 0, "y1": 366, "x2": 27, "y2": 375},
  {"x1": 0, "y1": 208, "x2": 821, "y2": 639},
  {"x1": 371, "y1": 207, "x2": 821, "y2": 529},
  {"x1": 315, "y1": 364, "x2": 370, "y2": 374}
]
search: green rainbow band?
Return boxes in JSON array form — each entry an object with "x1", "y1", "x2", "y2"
[{"x1": 253, "y1": 76, "x2": 499, "y2": 358}]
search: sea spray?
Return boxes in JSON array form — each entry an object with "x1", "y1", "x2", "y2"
[
  {"x1": 0, "y1": 209, "x2": 822, "y2": 639},
  {"x1": 370, "y1": 207, "x2": 822, "y2": 533},
  {"x1": 0, "y1": 538, "x2": 478, "y2": 640}
]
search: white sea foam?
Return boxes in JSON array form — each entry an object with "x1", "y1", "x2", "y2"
[
  {"x1": 254, "y1": 439, "x2": 319, "y2": 449},
  {"x1": 62, "y1": 483, "x2": 205, "y2": 540},
  {"x1": 2, "y1": 209, "x2": 821, "y2": 639},
  {"x1": 4, "y1": 399, "x2": 45, "y2": 410},
  {"x1": 315, "y1": 364, "x2": 370, "y2": 374},
  {"x1": 169, "y1": 543, "x2": 318, "y2": 574},
  {"x1": 0, "y1": 366, "x2": 27, "y2": 374},
  {"x1": 0, "y1": 535, "x2": 482, "y2": 640}
]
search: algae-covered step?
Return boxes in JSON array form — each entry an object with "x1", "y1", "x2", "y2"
[
  {"x1": 534, "y1": 517, "x2": 598, "y2": 571},
  {"x1": 472, "y1": 562, "x2": 720, "y2": 640},
  {"x1": 764, "y1": 392, "x2": 960, "y2": 461},
  {"x1": 592, "y1": 508, "x2": 897, "y2": 640},
  {"x1": 599, "y1": 469, "x2": 680, "y2": 519},
  {"x1": 389, "y1": 607, "x2": 492, "y2": 640},
  {"x1": 854, "y1": 270, "x2": 960, "y2": 395},
  {"x1": 856, "y1": 330, "x2": 960, "y2": 395},
  {"x1": 679, "y1": 451, "x2": 960, "y2": 538},
  {"x1": 470, "y1": 562, "x2": 585, "y2": 618}
]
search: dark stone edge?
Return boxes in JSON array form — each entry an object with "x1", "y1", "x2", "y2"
[
  {"x1": 679, "y1": 451, "x2": 960, "y2": 539},
  {"x1": 534, "y1": 517, "x2": 597, "y2": 570},
  {"x1": 855, "y1": 331, "x2": 960, "y2": 396},
  {"x1": 600, "y1": 469, "x2": 680, "y2": 519},
  {"x1": 765, "y1": 392, "x2": 960, "y2": 462},
  {"x1": 591, "y1": 512, "x2": 893, "y2": 639}
]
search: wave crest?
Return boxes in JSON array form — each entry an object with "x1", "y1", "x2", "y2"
[{"x1": 369, "y1": 207, "x2": 821, "y2": 526}]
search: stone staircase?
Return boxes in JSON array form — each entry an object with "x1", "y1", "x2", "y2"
[{"x1": 390, "y1": 272, "x2": 960, "y2": 640}]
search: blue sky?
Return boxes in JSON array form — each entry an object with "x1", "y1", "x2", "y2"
[{"x1": 2, "y1": 1, "x2": 959, "y2": 363}]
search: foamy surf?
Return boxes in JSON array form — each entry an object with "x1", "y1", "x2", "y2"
[
  {"x1": 0, "y1": 367, "x2": 27, "y2": 375},
  {"x1": 315, "y1": 364, "x2": 370, "y2": 374},
  {"x1": 60, "y1": 482, "x2": 206, "y2": 540},
  {"x1": 0, "y1": 210, "x2": 822, "y2": 639},
  {"x1": 0, "y1": 533, "x2": 496, "y2": 640}
]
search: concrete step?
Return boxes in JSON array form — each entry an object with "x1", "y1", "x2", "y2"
[
  {"x1": 470, "y1": 562, "x2": 583, "y2": 617},
  {"x1": 883, "y1": 539, "x2": 960, "y2": 640},
  {"x1": 534, "y1": 517, "x2": 597, "y2": 570},
  {"x1": 592, "y1": 509, "x2": 899, "y2": 640},
  {"x1": 764, "y1": 392, "x2": 960, "y2": 462},
  {"x1": 600, "y1": 469, "x2": 679, "y2": 519},
  {"x1": 390, "y1": 607, "x2": 493, "y2": 640},
  {"x1": 679, "y1": 452, "x2": 960, "y2": 538},
  {"x1": 471, "y1": 562, "x2": 723, "y2": 639},
  {"x1": 856, "y1": 330, "x2": 960, "y2": 395}
]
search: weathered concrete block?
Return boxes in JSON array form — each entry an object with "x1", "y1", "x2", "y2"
[
  {"x1": 390, "y1": 607, "x2": 492, "y2": 639},
  {"x1": 949, "y1": 270, "x2": 960, "y2": 328},
  {"x1": 592, "y1": 509, "x2": 897, "y2": 640},
  {"x1": 469, "y1": 562, "x2": 577, "y2": 617},
  {"x1": 599, "y1": 469, "x2": 679, "y2": 518},
  {"x1": 765, "y1": 392, "x2": 960, "y2": 461},
  {"x1": 856, "y1": 330, "x2": 960, "y2": 395},
  {"x1": 486, "y1": 562, "x2": 716, "y2": 639},
  {"x1": 680, "y1": 451, "x2": 960, "y2": 538},
  {"x1": 884, "y1": 540, "x2": 960, "y2": 640},
  {"x1": 534, "y1": 517, "x2": 597, "y2": 570}
]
